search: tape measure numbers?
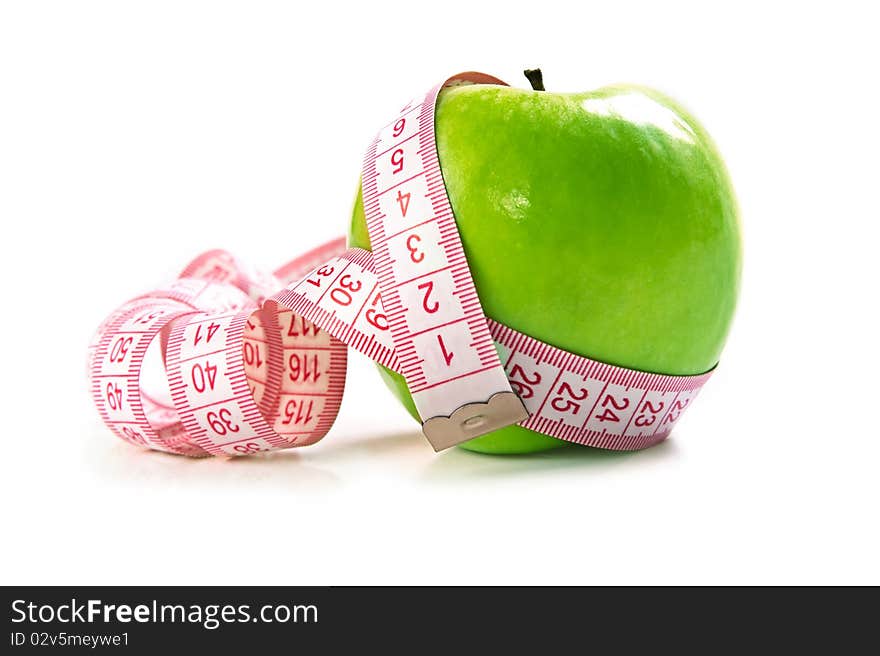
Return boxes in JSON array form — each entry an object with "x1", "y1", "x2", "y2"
[{"x1": 88, "y1": 72, "x2": 714, "y2": 457}]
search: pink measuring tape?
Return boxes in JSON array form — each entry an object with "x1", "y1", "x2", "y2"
[{"x1": 88, "y1": 72, "x2": 714, "y2": 457}]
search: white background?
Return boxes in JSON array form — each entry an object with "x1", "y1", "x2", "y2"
[{"x1": 1, "y1": 1, "x2": 878, "y2": 585}]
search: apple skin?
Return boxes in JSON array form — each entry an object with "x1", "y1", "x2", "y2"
[{"x1": 349, "y1": 83, "x2": 741, "y2": 454}]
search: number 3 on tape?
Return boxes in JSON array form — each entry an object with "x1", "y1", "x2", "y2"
[{"x1": 361, "y1": 72, "x2": 529, "y2": 450}]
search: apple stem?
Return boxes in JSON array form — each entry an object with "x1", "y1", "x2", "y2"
[{"x1": 523, "y1": 68, "x2": 545, "y2": 91}]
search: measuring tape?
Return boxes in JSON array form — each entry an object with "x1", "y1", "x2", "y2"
[{"x1": 88, "y1": 72, "x2": 714, "y2": 457}]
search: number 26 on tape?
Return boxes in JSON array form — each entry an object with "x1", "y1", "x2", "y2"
[{"x1": 509, "y1": 364, "x2": 540, "y2": 399}]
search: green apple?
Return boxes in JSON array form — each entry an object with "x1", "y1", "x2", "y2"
[{"x1": 349, "y1": 73, "x2": 741, "y2": 454}]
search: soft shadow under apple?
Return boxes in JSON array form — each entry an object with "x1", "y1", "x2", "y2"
[{"x1": 418, "y1": 437, "x2": 681, "y2": 483}]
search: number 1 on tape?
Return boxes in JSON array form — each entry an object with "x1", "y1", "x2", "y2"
[{"x1": 361, "y1": 72, "x2": 529, "y2": 450}]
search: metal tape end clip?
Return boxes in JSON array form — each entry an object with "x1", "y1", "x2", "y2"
[{"x1": 421, "y1": 392, "x2": 530, "y2": 452}]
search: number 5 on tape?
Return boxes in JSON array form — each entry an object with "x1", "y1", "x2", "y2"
[{"x1": 361, "y1": 72, "x2": 529, "y2": 450}]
